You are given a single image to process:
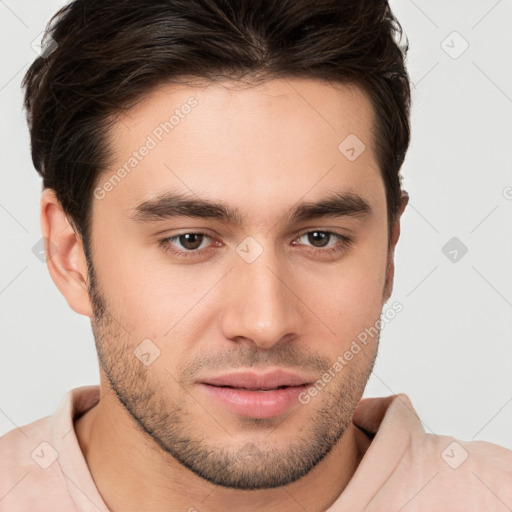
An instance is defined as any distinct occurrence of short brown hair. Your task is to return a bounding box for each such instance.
[22,0,410,250]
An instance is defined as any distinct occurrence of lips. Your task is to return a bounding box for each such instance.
[198,370,313,419]
[201,370,310,390]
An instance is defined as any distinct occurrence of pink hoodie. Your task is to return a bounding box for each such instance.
[1,386,510,511]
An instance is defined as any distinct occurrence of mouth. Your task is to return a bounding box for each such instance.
[198,370,313,419]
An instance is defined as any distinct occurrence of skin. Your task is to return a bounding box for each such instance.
[41,77,408,512]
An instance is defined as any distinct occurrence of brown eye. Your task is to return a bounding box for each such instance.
[177,233,205,251]
[159,232,213,257]
[306,231,330,248]
[293,230,352,258]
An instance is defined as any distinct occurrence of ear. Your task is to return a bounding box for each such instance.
[383,190,409,303]
[40,188,93,317]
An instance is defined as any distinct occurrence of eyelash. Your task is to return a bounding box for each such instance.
[157,230,352,260]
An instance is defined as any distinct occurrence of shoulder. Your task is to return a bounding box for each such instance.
[0,416,65,509]
[421,432,512,485]
[0,415,54,471]
[351,394,512,510]
[0,391,94,512]
[392,433,512,510]
[386,397,512,509]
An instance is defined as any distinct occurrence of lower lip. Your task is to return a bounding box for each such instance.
[199,384,308,419]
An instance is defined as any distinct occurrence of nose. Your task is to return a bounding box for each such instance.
[220,248,304,350]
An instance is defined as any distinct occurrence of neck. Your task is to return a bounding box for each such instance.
[75,387,363,512]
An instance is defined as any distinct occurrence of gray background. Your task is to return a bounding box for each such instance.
[1,0,511,448]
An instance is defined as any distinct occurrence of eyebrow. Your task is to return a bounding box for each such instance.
[129,191,372,226]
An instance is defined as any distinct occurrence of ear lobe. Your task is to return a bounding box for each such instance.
[40,188,93,317]
[383,190,409,302]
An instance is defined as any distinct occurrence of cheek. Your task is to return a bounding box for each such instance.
[296,238,388,346]
[93,238,225,344]
[90,227,177,333]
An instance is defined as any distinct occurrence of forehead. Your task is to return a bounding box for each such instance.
[94,77,384,227]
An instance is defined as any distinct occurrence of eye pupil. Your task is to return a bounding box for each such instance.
[308,231,329,247]
[180,233,204,250]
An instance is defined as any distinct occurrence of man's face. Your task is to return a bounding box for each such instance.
[86,78,391,489]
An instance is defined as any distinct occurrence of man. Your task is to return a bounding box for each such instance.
[1,0,510,510]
